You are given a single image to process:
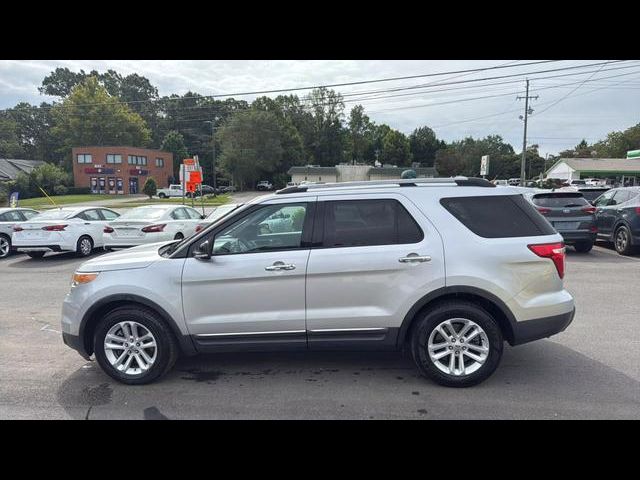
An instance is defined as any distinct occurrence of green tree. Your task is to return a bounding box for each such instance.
[161,130,189,179]
[409,126,442,166]
[218,110,296,190]
[143,177,157,198]
[51,77,151,169]
[380,129,411,166]
[307,87,346,165]
[347,105,375,164]
[0,116,24,158]
[12,162,72,198]
[5,102,63,164]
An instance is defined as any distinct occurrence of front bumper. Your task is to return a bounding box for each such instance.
[511,307,575,345]
[62,332,91,360]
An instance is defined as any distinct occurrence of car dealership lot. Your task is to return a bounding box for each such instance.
[0,243,639,419]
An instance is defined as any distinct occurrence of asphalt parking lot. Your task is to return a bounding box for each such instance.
[0,241,639,420]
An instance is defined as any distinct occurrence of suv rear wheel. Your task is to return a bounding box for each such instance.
[574,241,593,253]
[94,306,178,385]
[410,301,503,387]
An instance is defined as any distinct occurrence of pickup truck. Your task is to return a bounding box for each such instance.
[157,184,184,198]
[256,181,273,191]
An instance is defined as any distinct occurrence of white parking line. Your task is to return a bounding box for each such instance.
[592,245,640,262]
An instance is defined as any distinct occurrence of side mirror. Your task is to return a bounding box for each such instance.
[201,214,206,219]
[194,239,211,260]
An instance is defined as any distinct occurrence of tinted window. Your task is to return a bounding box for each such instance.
[213,203,308,255]
[323,199,423,248]
[593,190,616,207]
[171,208,189,220]
[0,211,22,222]
[81,209,102,221]
[579,189,610,202]
[613,190,632,204]
[532,193,589,208]
[440,195,556,238]
[100,209,119,221]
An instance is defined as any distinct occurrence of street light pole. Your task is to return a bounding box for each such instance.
[211,120,217,195]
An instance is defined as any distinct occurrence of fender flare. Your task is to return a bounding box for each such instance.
[79,293,197,356]
[396,286,518,347]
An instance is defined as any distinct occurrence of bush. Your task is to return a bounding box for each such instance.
[143,177,157,198]
[53,185,68,196]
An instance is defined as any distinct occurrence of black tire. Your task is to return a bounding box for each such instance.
[174,232,184,241]
[614,225,636,255]
[93,306,179,385]
[158,193,167,199]
[27,251,46,259]
[76,235,94,257]
[410,301,503,388]
[574,241,593,253]
[0,234,11,259]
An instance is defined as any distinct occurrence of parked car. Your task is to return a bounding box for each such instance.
[492,179,509,186]
[592,187,640,255]
[564,179,587,187]
[194,203,243,233]
[157,184,183,198]
[61,177,574,387]
[576,186,610,203]
[220,185,236,193]
[103,205,205,250]
[12,206,120,258]
[525,191,597,252]
[0,207,40,259]
[507,178,520,186]
[256,180,273,191]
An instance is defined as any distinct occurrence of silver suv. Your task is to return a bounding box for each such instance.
[61,177,575,387]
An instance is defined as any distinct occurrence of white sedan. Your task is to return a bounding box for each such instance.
[103,205,205,250]
[0,207,41,259]
[12,206,120,258]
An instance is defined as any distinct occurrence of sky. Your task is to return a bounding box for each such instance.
[1,59,639,157]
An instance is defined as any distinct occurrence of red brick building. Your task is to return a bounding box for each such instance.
[71,146,174,195]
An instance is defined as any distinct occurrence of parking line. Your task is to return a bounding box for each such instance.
[592,245,640,262]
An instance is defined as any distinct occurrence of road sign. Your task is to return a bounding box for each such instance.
[627,150,640,159]
[480,155,490,176]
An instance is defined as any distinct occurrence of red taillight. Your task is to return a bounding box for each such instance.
[195,224,204,233]
[590,225,598,233]
[536,207,551,215]
[13,226,23,232]
[141,224,166,233]
[42,224,67,231]
[581,206,597,214]
[103,226,114,233]
[635,207,640,215]
[528,242,566,279]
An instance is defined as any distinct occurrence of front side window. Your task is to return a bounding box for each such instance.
[593,190,617,207]
[212,203,308,255]
[322,199,423,248]
[77,154,92,164]
[613,190,632,205]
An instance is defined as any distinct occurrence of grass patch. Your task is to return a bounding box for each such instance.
[15,194,134,209]
[103,194,232,208]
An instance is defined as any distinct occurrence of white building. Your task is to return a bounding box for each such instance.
[288,164,438,184]
[545,157,640,185]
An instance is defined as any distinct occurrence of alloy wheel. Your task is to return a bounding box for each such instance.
[0,237,9,258]
[427,318,489,376]
[615,228,628,252]
[103,321,158,376]
[80,238,92,256]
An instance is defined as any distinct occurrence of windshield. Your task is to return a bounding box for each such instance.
[207,204,241,223]
[532,193,588,207]
[117,208,168,220]
[30,209,76,221]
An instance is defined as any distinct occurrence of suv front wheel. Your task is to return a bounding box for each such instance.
[410,301,503,387]
[94,306,178,385]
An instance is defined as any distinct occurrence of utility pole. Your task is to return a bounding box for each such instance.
[517,79,538,185]
[205,119,218,196]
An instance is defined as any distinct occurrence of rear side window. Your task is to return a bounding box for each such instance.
[322,199,423,247]
[440,195,556,238]
[531,193,589,207]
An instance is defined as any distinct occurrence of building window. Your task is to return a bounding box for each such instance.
[106,154,122,164]
[155,158,164,167]
[128,155,147,166]
[128,155,136,165]
[77,154,92,164]
[138,156,147,166]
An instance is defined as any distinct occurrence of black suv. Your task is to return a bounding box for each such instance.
[527,191,597,252]
[592,187,640,255]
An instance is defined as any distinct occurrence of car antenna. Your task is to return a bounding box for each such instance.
[37,185,60,209]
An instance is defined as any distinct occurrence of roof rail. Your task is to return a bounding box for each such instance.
[275,177,495,194]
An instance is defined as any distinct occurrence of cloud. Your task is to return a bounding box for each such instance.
[1,59,638,156]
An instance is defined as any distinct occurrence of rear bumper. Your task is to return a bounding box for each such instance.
[558,231,597,244]
[511,307,575,345]
[14,244,64,252]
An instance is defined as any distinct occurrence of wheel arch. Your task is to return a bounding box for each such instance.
[79,294,196,357]
[397,286,517,347]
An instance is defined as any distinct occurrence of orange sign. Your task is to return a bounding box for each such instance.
[189,171,202,183]
[186,182,197,193]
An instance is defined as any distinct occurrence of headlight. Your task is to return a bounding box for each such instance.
[71,272,99,287]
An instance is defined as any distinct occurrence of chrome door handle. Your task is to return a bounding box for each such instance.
[265,261,296,271]
[399,253,431,263]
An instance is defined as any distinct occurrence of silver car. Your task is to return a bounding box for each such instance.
[61,177,575,387]
[0,207,40,258]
